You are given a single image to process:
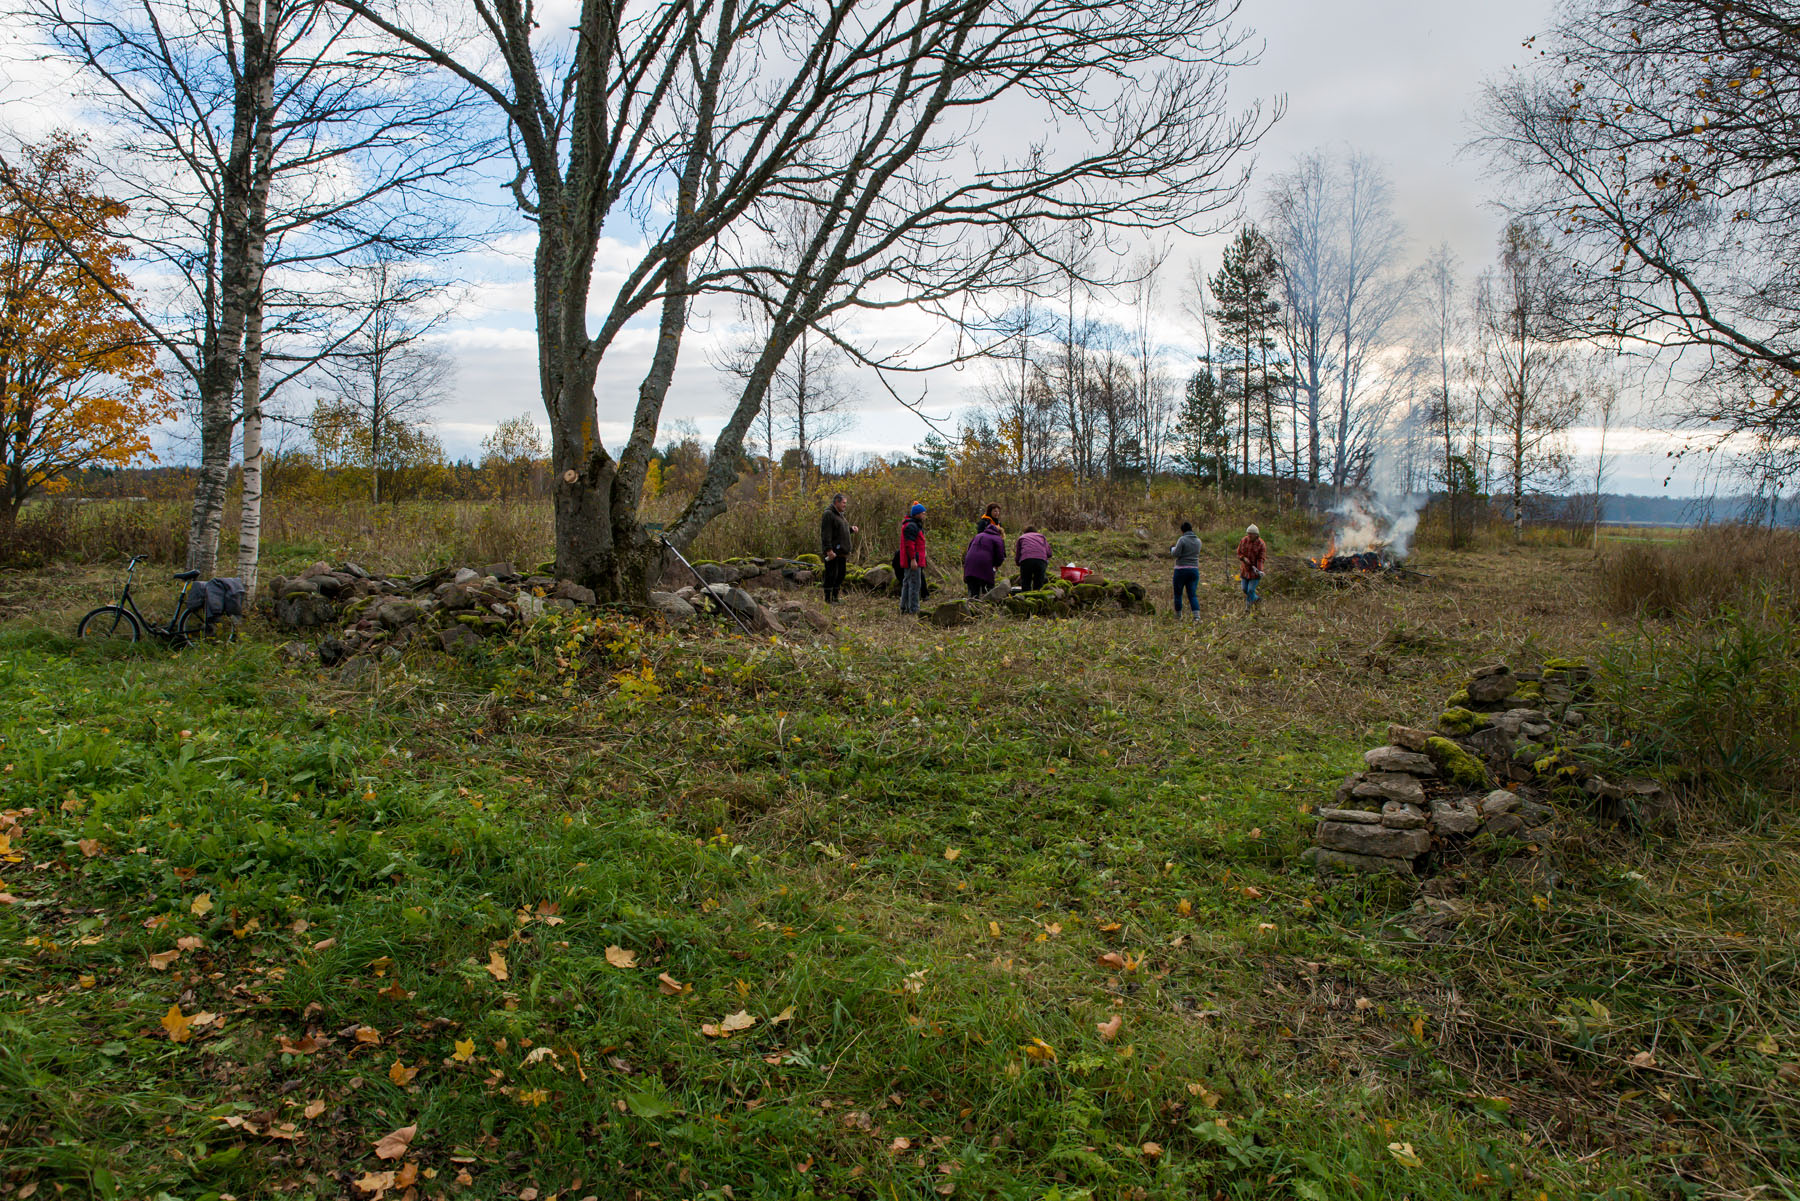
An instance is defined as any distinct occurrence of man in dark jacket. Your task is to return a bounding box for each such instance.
[819,493,857,603]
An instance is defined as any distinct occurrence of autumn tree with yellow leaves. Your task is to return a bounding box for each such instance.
[0,134,169,527]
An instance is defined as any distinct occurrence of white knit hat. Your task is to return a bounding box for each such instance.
[1246,524,1259,536]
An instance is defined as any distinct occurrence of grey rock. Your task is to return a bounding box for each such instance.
[1480,789,1521,816]
[1363,746,1438,776]
[336,656,373,688]
[696,563,734,584]
[1387,724,1433,753]
[1483,813,1526,838]
[280,575,322,594]
[1334,773,1366,806]
[317,636,348,667]
[1315,806,1383,825]
[1308,847,1417,876]
[1467,669,1518,705]
[700,583,759,620]
[929,601,973,628]
[552,579,597,606]
[777,604,832,633]
[453,567,479,585]
[484,561,519,582]
[374,600,426,629]
[1430,798,1483,836]
[648,591,698,623]
[791,570,815,585]
[342,562,370,579]
[276,591,337,629]
[1493,708,1552,737]
[513,591,546,624]
[1353,771,1427,805]
[277,640,313,663]
[301,560,334,579]
[1470,663,1510,678]
[436,625,481,652]
[1381,802,1428,829]
[861,565,895,590]
[1463,726,1517,761]
[545,598,577,613]
[1316,821,1431,858]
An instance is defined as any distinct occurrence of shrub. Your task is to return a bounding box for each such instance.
[1598,523,1800,619]
[1590,598,1800,823]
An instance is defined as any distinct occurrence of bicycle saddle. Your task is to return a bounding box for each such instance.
[173,569,201,581]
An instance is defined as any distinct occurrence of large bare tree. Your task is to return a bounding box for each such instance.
[329,0,1269,601]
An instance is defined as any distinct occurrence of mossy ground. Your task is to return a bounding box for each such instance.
[1,540,1796,1200]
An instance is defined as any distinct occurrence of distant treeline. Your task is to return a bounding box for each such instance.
[1595,493,1799,528]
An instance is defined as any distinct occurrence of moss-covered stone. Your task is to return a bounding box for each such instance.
[1071,583,1109,607]
[1445,687,1471,708]
[1543,656,1587,672]
[796,553,824,568]
[1425,736,1490,789]
[1438,707,1491,737]
[1511,680,1546,705]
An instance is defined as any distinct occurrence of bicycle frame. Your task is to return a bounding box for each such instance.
[112,557,197,639]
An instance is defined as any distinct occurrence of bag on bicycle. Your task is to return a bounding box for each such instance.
[202,577,248,621]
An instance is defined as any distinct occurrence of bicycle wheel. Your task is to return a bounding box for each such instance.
[175,604,235,645]
[77,605,142,643]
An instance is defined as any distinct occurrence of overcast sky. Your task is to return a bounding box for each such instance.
[3,0,1721,495]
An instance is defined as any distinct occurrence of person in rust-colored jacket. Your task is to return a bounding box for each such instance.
[1235,524,1266,611]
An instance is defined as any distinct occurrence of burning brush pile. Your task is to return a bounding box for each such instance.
[1308,494,1423,575]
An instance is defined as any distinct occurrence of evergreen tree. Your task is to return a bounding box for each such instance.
[1209,226,1282,496]
[1176,365,1230,487]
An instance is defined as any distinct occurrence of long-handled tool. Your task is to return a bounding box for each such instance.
[658,534,757,638]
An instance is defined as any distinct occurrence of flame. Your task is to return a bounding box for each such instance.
[1310,536,1337,570]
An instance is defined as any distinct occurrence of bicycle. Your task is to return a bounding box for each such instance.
[77,555,218,647]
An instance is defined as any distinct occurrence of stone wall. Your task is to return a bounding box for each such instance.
[1304,660,1664,877]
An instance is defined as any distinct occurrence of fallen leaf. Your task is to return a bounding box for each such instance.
[395,1162,420,1189]
[1141,1141,1163,1158]
[353,1170,395,1195]
[77,838,101,858]
[657,972,690,996]
[452,1039,476,1063]
[943,848,960,861]
[486,949,509,981]
[161,1004,194,1043]
[311,937,336,952]
[279,1034,326,1055]
[378,980,411,1001]
[1100,921,1122,933]
[722,1009,755,1032]
[890,1136,913,1152]
[388,1059,419,1086]
[1354,997,1374,1012]
[1754,1034,1779,1055]
[1020,1037,1056,1062]
[455,1168,474,1186]
[303,1099,326,1119]
[190,892,213,917]
[1387,1142,1422,1168]
[987,920,1001,938]
[1186,1081,1221,1108]
[1176,898,1192,916]
[1629,1050,1657,1069]
[354,1026,382,1045]
[1096,1014,1122,1042]
[771,1004,796,1024]
[1097,951,1127,970]
[604,945,637,970]
[177,935,204,951]
[1241,886,1263,899]
[1411,1015,1426,1040]
[524,1046,557,1064]
[148,949,180,970]
[373,1123,417,1160]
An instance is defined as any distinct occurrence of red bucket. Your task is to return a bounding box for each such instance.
[1059,565,1092,584]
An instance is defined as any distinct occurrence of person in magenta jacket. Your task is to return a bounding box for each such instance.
[1015,526,1050,592]
[961,520,1006,597]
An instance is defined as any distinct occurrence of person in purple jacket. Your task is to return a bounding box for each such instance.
[961,519,1007,597]
[1015,526,1050,592]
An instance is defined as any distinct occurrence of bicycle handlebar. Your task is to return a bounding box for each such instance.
[125,554,146,570]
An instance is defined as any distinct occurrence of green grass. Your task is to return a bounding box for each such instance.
[2,546,1797,1200]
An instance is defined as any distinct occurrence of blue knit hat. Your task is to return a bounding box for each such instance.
[910,502,925,516]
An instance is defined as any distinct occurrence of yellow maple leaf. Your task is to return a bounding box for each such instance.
[486,948,509,981]
[1387,1142,1422,1168]
[604,945,637,969]
[943,848,960,861]
[190,892,213,917]
[452,1039,476,1062]
[160,1004,194,1043]
[1020,1038,1057,1062]
[388,1059,419,1086]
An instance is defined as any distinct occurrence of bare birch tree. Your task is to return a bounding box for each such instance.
[7,0,483,584]
[1327,153,1410,491]
[328,0,1269,600]
[1265,151,1334,508]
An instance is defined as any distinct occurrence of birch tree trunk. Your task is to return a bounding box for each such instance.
[235,25,274,593]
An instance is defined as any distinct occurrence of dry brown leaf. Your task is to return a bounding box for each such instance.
[486,948,509,981]
[147,949,180,970]
[657,972,689,996]
[1141,1141,1163,1158]
[942,848,960,861]
[303,1099,326,1119]
[1097,951,1127,970]
[1096,1014,1122,1042]
[394,1161,419,1189]
[279,1034,326,1055]
[890,1136,913,1152]
[354,1026,381,1045]
[311,937,336,951]
[353,1170,395,1196]
[388,1059,419,1086]
[77,838,101,858]
[604,945,637,970]
[176,935,204,951]
[373,1123,417,1160]
[1629,1050,1658,1069]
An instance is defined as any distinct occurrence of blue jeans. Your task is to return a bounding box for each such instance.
[900,566,923,614]
[1241,575,1260,606]
[1172,567,1199,615]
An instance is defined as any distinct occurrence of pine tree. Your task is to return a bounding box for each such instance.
[1209,226,1281,497]
[1175,365,1230,487]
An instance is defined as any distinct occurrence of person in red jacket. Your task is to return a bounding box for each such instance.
[898,503,928,614]
[1235,523,1267,611]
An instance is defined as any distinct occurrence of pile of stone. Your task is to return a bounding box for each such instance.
[1304,659,1663,877]
[661,555,895,595]
[268,559,830,667]
[922,577,1154,627]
